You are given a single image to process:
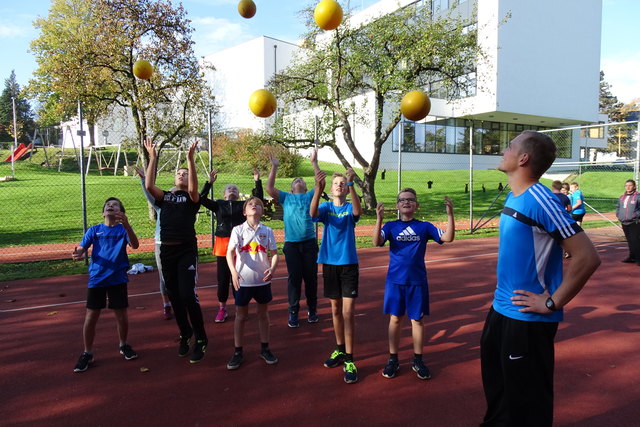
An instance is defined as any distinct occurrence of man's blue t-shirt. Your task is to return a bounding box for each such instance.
[79,223,131,288]
[278,189,315,242]
[570,189,585,214]
[495,183,582,322]
[380,219,444,286]
[313,201,359,265]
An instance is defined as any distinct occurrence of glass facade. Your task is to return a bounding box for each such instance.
[391,119,570,158]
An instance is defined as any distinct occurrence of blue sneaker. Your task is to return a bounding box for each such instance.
[307,311,319,323]
[288,311,299,328]
[343,361,358,384]
[324,349,346,368]
[382,359,399,378]
[412,359,431,380]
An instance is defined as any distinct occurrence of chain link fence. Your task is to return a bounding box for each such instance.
[1,119,637,267]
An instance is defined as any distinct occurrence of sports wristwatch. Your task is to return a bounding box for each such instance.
[545,297,557,312]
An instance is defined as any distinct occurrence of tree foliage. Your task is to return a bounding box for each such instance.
[27,0,214,154]
[599,71,623,121]
[0,71,35,144]
[270,3,483,208]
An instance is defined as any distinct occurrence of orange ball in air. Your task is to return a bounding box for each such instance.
[238,0,256,19]
[133,59,153,80]
[314,0,343,31]
[249,89,277,118]
[400,90,431,121]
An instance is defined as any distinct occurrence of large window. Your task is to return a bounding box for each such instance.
[391,119,567,157]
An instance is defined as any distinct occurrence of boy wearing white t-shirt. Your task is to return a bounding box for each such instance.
[225,197,279,370]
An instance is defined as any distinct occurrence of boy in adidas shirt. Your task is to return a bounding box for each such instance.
[225,197,279,370]
[373,188,455,380]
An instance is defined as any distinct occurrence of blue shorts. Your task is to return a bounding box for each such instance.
[233,283,273,306]
[383,283,429,320]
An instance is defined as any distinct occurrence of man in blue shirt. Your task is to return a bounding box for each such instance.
[480,131,600,426]
[310,167,361,383]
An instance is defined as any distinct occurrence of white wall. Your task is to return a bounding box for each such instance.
[203,36,298,132]
[491,0,601,123]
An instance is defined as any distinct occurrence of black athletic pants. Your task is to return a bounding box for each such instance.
[216,257,232,303]
[480,307,558,427]
[284,238,318,314]
[622,221,640,261]
[160,242,207,341]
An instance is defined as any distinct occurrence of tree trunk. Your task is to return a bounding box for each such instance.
[360,170,377,210]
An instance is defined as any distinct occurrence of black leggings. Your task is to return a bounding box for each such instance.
[217,257,232,303]
[160,242,206,341]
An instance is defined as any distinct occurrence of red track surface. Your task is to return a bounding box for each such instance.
[1,232,638,426]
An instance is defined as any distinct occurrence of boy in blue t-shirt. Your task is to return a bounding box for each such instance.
[569,182,585,225]
[310,167,361,384]
[373,188,455,380]
[71,197,140,372]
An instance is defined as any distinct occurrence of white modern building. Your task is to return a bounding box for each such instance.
[203,0,603,170]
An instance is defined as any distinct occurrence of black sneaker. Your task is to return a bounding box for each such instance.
[260,348,279,365]
[178,336,191,358]
[227,351,244,370]
[382,359,400,379]
[119,344,138,360]
[73,352,94,373]
[307,311,319,323]
[324,349,346,368]
[621,257,636,263]
[288,311,299,328]
[412,359,432,380]
[343,361,358,384]
[190,339,207,364]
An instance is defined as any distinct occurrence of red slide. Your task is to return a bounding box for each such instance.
[4,143,32,162]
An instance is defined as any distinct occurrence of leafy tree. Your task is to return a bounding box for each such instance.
[270,3,483,208]
[28,0,214,155]
[0,71,35,144]
[599,71,623,120]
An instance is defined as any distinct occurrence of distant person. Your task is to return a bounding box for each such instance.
[135,167,172,320]
[480,131,600,426]
[144,139,208,364]
[225,197,279,370]
[310,167,362,384]
[199,169,263,323]
[616,179,640,265]
[561,182,570,196]
[71,197,140,372]
[372,188,455,380]
[265,149,321,327]
[551,180,571,212]
[569,182,585,225]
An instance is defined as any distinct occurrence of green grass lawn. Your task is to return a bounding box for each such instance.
[0,147,629,280]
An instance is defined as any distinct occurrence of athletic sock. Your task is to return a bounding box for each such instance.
[389,353,398,361]
[163,302,171,307]
[345,353,353,363]
[261,342,269,351]
[337,344,346,353]
[234,346,243,354]
[413,353,422,362]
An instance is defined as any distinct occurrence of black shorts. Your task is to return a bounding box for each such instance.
[86,283,128,310]
[323,264,359,299]
[233,284,273,306]
[571,213,585,222]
